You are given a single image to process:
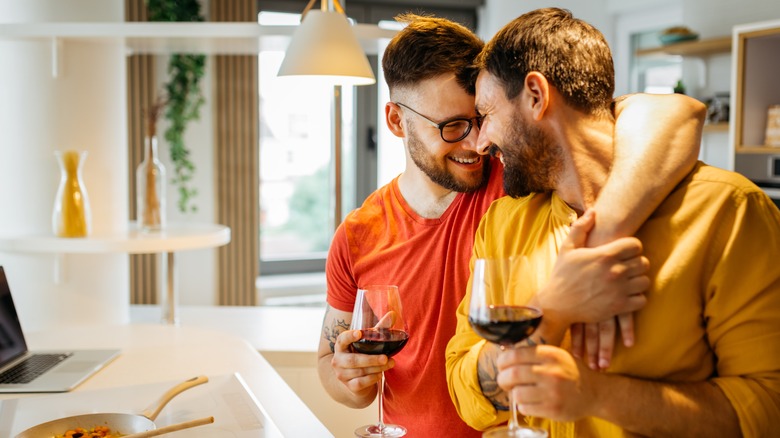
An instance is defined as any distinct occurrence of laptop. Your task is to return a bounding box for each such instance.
[0,266,120,393]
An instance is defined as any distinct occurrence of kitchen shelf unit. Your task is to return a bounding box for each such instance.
[731,21,780,153]
[635,36,733,168]
[635,36,732,58]
[0,22,396,56]
[703,122,730,133]
[0,223,231,325]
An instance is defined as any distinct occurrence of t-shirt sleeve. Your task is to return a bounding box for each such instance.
[706,191,780,436]
[445,210,509,431]
[325,222,358,312]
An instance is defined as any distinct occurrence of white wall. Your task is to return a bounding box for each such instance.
[0,0,129,331]
[479,0,613,43]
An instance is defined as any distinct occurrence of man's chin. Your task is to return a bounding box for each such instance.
[454,175,488,193]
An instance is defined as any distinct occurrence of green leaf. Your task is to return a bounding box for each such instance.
[146,0,205,213]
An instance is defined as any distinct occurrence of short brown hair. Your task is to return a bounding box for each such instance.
[382,13,483,95]
[477,8,614,115]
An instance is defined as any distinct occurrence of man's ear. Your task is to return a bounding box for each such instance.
[524,72,550,121]
[386,102,405,138]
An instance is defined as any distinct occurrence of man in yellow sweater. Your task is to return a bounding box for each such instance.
[445,7,780,437]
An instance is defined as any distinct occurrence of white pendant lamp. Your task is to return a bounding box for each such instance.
[277,0,376,86]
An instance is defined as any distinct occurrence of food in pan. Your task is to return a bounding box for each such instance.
[53,426,123,438]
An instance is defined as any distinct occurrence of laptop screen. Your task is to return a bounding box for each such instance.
[0,267,29,364]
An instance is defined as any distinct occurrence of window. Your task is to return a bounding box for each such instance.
[258,11,358,275]
[257,1,482,288]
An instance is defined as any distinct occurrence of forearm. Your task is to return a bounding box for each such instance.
[446,325,507,431]
[591,372,741,437]
[477,342,508,410]
[590,93,705,246]
[317,353,377,408]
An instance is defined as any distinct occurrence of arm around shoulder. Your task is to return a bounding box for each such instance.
[591,93,705,245]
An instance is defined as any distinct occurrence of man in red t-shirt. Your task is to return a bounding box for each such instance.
[318,13,706,437]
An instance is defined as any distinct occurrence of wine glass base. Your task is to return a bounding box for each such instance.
[482,425,548,438]
[354,423,407,437]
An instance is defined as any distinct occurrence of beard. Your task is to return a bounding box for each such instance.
[407,123,490,193]
[498,113,563,198]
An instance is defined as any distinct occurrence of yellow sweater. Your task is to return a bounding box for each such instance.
[445,163,780,437]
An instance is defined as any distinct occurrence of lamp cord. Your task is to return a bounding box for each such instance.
[301,0,345,20]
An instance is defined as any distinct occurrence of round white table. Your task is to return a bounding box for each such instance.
[0,222,230,324]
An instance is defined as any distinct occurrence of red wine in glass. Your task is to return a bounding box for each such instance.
[469,305,542,347]
[352,327,409,356]
[469,258,548,438]
[350,285,409,438]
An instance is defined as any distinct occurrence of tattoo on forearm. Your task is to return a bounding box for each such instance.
[478,348,509,410]
[323,317,350,353]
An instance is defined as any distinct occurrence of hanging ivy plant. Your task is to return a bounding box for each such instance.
[147,0,206,213]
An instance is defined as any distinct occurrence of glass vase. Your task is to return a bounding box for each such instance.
[136,135,166,232]
[52,150,92,238]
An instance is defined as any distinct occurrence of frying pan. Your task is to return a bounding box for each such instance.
[15,375,209,438]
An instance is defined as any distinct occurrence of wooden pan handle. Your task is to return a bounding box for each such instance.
[141,375,209,421]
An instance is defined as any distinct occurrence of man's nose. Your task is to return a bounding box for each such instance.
[473,125,492,155]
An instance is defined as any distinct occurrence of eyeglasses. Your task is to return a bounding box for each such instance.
[394,102,482,143]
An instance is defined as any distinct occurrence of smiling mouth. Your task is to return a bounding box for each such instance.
[450,156,481,165]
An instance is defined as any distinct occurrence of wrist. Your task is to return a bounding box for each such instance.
[530,294,572,345]
[533,311,570,346]
[586,366,613,419]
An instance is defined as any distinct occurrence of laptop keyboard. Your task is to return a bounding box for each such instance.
[0,353,72,384]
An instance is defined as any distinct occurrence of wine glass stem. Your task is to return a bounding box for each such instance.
[509,389,520,431]
[377,370,386,431]
[505,345,520,431]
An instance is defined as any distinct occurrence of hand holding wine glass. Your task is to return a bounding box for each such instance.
[468,257,548,438]
[350,285,409,437]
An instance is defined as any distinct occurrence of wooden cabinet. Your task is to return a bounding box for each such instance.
[731,20,780,153]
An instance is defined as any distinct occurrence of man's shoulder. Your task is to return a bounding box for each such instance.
[688,163,766,197]
[345,181,396,222]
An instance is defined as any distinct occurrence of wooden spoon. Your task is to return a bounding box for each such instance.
[122,416,214,438]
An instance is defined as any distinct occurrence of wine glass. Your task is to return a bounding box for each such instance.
[468,257,548,438]
[350,285,410,437]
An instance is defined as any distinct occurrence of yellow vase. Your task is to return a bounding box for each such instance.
[52,150,92,238]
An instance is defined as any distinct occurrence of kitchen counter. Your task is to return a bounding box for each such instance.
[0,324,333,437]
[128,304,324,354]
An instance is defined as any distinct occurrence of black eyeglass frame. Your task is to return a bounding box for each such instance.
[394,102,482,143]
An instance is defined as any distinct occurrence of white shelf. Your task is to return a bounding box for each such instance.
[0,22,397,55]
[635,36,731,58]
[0,222,230,254]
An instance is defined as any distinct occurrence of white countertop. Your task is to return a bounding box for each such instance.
[0,323,332,437]
[3,373,270,437]
[129,304,325,354]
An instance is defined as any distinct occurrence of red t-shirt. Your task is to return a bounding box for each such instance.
[326,159,505,437]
